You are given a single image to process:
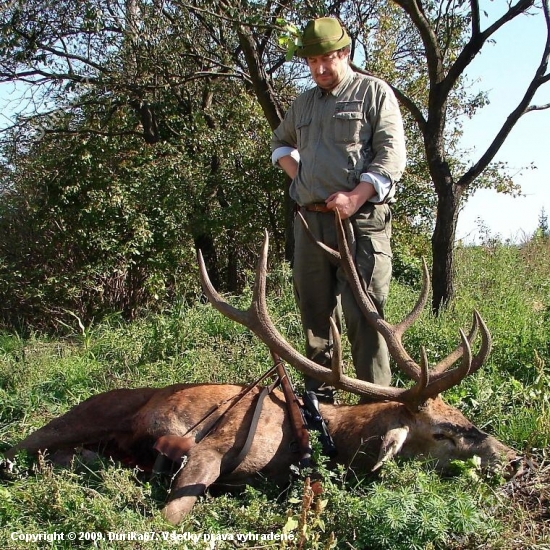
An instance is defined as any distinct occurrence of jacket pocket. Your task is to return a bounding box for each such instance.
[333,110,363,143]
[296,118,311,150]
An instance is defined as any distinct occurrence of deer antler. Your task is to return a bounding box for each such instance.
[200,237,430,407]
[325,210,492,404]
[198,213,491,409]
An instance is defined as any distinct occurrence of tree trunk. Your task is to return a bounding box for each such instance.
[236,28,285,132]
[431,181,463,313]
[284,177,295,263]
[226,241,239,293]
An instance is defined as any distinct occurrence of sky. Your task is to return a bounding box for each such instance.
[0,4,548,244]
[455,4,550,243]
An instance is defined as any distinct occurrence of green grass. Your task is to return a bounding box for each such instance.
[1,240,549,549]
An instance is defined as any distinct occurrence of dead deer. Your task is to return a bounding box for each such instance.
[2,213,518,525]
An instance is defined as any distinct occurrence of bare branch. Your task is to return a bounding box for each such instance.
[526,101,550,111]
[393,0,445,84]
[444,0,536,94]
[458,0,550,186]
[9,27,110,75]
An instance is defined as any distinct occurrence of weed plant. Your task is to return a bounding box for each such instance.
[1,239,549,549]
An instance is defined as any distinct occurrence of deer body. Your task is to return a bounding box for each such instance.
[4,382,515,524]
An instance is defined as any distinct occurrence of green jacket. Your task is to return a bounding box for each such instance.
[271,68,406,206]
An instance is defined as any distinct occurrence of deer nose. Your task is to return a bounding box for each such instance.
[506,456,527,480]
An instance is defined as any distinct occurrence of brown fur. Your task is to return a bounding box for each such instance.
[4,383,516,525]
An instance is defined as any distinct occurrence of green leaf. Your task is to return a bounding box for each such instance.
[282,516,299,534]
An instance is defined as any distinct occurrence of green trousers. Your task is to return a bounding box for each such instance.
[293,203,393,400]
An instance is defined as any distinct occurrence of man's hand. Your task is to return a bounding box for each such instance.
[325,181,376,219]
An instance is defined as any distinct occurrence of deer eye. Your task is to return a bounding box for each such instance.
[433,433,456,444]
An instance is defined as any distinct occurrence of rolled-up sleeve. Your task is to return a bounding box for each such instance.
[272,146,301,166]
[360,172,392,203]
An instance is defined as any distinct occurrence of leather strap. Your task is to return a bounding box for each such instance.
[301,203,331,213]
[152,364,279,472]
[221,379,280,474]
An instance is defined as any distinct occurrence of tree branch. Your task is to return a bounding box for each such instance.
[526,102,550,111]
[393,0,445,84]
[394,88,427,132]
[42,128,143,138]
[0,69,97,86]
[457,0,550,186]
[444,0,535,96]
[470,0,481,37]
[350,62,427,132]
[235,25,285,130]
[10,27,110,75]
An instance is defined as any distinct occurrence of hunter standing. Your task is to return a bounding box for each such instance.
[271,17,407,402]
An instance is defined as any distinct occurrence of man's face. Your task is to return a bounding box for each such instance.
[306,49,349,91]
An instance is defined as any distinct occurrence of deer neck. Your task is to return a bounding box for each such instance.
[318,401,409,467]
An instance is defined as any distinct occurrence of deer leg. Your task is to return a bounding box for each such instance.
[161,448,223,525]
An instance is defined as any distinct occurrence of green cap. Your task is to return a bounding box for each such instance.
[295,17,351,58]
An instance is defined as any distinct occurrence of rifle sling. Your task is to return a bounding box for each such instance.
[221,377,280,475]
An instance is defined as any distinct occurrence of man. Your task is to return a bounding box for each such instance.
[271,17,406,402]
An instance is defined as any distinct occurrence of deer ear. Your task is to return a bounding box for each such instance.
[372,426,409,471]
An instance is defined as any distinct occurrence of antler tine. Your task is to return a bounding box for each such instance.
[334,211,423,382]
[198,231,418,403]
[394,258,431,337]
[418,347,430,393]
[400,310,492,407]
[416,329,473,401]
[432,312,479,375]
[468,310,492,375]
[428,310,491,392]
[329,316,344,380]
[297,211,341,265]
[198,249,254,329]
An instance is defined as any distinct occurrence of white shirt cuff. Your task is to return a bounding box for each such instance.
[272,146,300,167]
[360,172,392,203]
